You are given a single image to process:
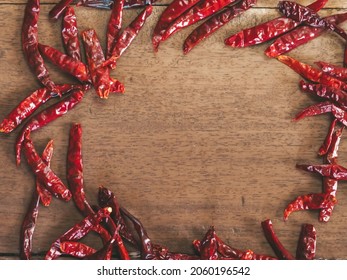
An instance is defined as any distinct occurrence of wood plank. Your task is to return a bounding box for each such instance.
[0,2,347,260]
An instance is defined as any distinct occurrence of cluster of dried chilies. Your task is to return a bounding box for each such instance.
[0,0,346,259]
[222,0,347,222]
[20,123,317,260]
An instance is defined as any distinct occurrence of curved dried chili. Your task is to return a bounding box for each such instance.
[16,89,85,166]
[22,0,58,94]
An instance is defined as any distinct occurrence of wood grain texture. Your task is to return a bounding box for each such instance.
[1,1,347,260]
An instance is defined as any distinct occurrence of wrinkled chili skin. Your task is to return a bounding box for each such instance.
[183,0,256,54]
[38,44,91,83]
[283,193,337,220]
[83,228,128,260]
[49,0,74,20]
[278,1,331,27]
[319,119,338,156]
[22,0,57,93]
[299,80,347,110]
[98,186,137,245]
[159,0,240,48]
[296,163,347,180]
[67,123,95,216]
[66,126,118,251]
[198,227,219,260]
[261,219,294,260]
[320,178,338,222]
[296,224,316,260]
[294,101,347,127]
[16,89,85,166]
[277,55,347,92]
[60,241,97,258]
[20,190,40,260]
[22,132,72,202]
[45,207,111,260]
[62,6,81,61]
[265,12,347,58]
[152,0,201,51]
[106,0,125,58]
[319,125,342,223]
[153,244,199,260]
[104,5,153,69]
[36,140,54,207]
[294,101,333,122]
[316,61,347,82]
[278,1,347,41]
[0,84,81,134]
[225,0,327,47]
[215,234,243,259]
[82,29,124,98]
[120,207,156,260]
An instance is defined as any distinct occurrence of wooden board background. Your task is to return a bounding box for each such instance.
[1,0,347,260]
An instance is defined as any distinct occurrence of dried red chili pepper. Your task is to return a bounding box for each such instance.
[237,249,277,260]
[158,0,240,49]
[152,0,201,52]
[278,1,347,41]
[103,5,153,69]
[20,190,40,260]
[81,29,124,98]
[152,244,199,260]
[60,241,97,258]
[194,227,276,260]
[195,226,219,260]
[22,132,72,202]
[277,55,347,91]
[296,162,347,181]
[183,0,256,54]
[284,124,342,222]
[0,84,81,134]
[294,101,333,122]
[36,140,54,207]
[98,186,137,245]
[319,126,343,223]
[22,0,58,94]
[265,12,347,58]
[213,234,241,259]
[120,206,156,260]
[16,89,85,166]
[66,125,123,256]
[225,0,327,47]
[38,43,91,83]
[296,224,316,260]
[261,219,294,260]
[318,119,338,156]
[45,207,112,260]
[239,250,255,260]
[316,61,347,82]
[319,178,338,221]
[83,227,127,260]
[106,0,125,59]
[67,123,94,216]
[62,6,81,61]
[49,0,74,20]
[299,80,347,110]
[293,101,347,128]
[284,193,337,220]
